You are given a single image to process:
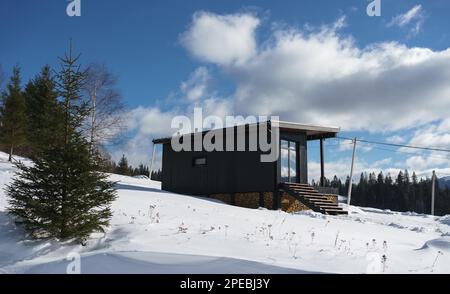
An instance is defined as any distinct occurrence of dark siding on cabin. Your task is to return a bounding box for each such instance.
[161,126,277,195]
[161,127,309,195]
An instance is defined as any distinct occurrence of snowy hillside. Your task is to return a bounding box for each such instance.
[0,152,449,274]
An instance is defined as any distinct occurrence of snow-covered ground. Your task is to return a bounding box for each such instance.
[0,151,449,274]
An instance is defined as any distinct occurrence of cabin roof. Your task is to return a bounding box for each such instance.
[275,120,340,140]
[153,120,340,144]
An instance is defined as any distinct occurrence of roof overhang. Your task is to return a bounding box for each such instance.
[275,120,340,140]
[153,120,340,144]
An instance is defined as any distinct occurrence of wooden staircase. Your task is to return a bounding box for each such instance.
[280,183,347,215]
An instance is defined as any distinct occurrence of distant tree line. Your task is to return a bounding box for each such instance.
[105,154,162,181]
[314,170,450,216]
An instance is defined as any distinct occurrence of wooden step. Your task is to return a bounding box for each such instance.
[303,197,331,202]
[320,207,343,212]
[325,212,346,216]
[291,190,325,197]
[281,183,347,216]
[291,189,320,194]
[285,183,316,188]
[302,194,328,199]
[309,200,335,205]
[312,204,337,210]
[334,211,349,215]
[326,211,348,215]
[283,184,320,192]
[293,191,321,196]
[315,204,339,210]
[322,208,347,215]
[306,199,335,206]
[284,183,312,187]
[286,185,317,191]
[301,196,334,203]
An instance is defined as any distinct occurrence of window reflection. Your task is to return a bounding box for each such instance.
[281,140,298,183]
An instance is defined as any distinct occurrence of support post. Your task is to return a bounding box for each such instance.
[149,143,156,180]
[259,192,264,208]
[347,138,357,206]
[287,142,291,182]
[431,170,436,216]
[320,138,325,187]
[274,189,280,210]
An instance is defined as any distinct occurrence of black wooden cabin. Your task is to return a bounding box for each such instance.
[153,120,347,215]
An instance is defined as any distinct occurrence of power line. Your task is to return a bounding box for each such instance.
[317,140,450,161]
[365,145,450,161]
[337,136,450,153]
[324,139,450,160]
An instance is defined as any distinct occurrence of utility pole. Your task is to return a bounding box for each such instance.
[431,170,436,216]
[347,138,357,206]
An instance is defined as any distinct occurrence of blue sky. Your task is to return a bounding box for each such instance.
[1,0,450,180]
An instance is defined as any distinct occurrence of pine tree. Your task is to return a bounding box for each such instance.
[23,66,62,157]
[116,154,130,176]
[396,171,404,186]
[137,164,149,177]
[7,44,117,242]
[151,169,162,181]
[0,66,27,161]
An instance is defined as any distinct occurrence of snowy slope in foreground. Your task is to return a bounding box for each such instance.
[1,153,450,274]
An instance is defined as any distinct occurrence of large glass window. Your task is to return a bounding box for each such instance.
[281,140,298,183]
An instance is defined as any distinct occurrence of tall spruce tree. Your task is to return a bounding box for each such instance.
[7,45,117,242]
[23,66,61,157]
[0,66,27,161]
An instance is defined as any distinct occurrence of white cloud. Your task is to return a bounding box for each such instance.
[405,153,448,173]
[112,107,178,166]
[180,67,209,101]
[386,135,406,144]
[181,11,260,66]
[398,119,450,176]
[337,140,372,153]
[308,156,398,183]
[338,140,354,152]
[180,12,450,132]
[389,5,423,27]
[372,158,393,167]
[116,11,450,175]
[388,5,425,36]
[116,73,233,166]
[127,106,177,138]
[407,119,450,149]
[313,120,450,182]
